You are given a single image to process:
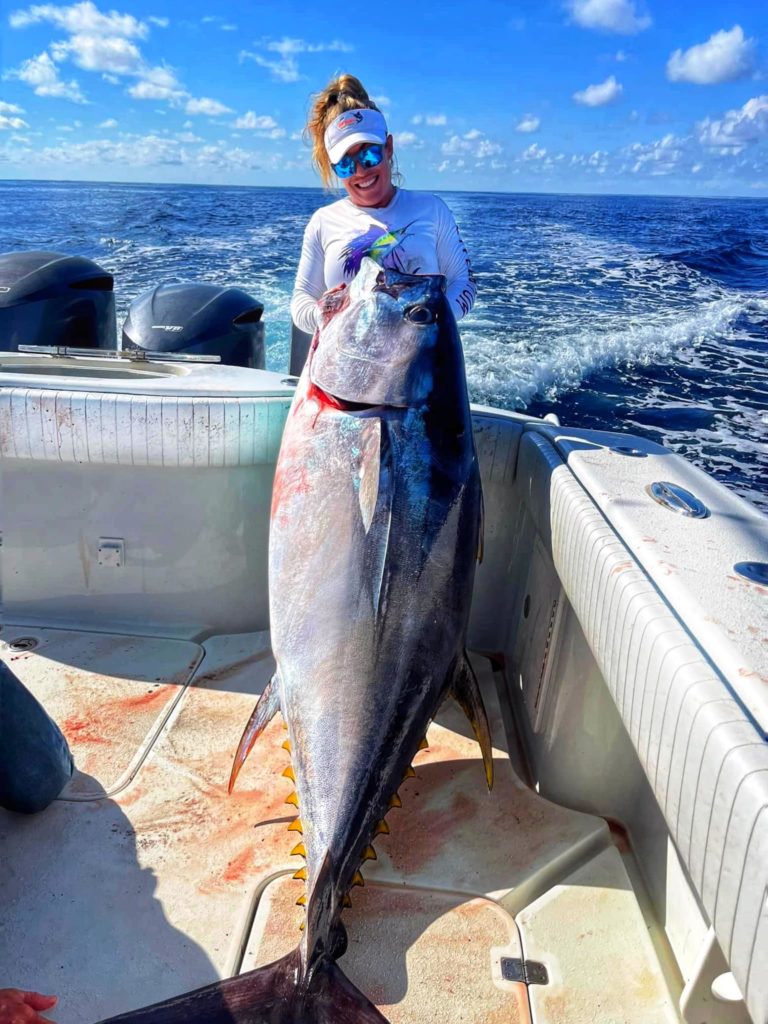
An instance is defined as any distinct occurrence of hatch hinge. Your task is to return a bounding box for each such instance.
[500,957,549,986]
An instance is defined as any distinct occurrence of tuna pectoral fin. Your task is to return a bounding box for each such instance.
[228,673,280,793]
[96,951,389,1024]
[449,654,494,790]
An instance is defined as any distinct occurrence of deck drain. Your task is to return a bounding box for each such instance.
[7,637,39,652]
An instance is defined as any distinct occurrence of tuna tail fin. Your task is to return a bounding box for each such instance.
[228,672,281,793]
[96,949,389,1024]
[450,654,494,790]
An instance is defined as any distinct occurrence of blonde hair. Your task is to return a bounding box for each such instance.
[305,74,382,188]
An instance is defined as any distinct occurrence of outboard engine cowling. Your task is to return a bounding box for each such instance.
[122,282,265,368]
[0,250,116,351]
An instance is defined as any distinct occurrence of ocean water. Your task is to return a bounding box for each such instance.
[0,180,766,511]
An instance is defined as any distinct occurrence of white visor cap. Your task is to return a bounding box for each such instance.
[325,108,388,165]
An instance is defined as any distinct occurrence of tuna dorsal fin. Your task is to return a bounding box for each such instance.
[228,673,281,793]
[449,655,494,790]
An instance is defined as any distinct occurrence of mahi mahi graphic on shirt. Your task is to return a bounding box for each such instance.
[340,221,416,277]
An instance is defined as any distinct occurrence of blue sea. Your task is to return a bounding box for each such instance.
[0,180,766,511]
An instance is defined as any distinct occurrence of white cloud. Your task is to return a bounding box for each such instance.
[412,113,446,126]
[0,100,25,114]
[9,3,194,111]
[5,51,87,102]
[127,79,184,102]
[148,15,168,27]
[614,49,628,61]
[201,15,237,31]
[477,139,502,158]
[567,0,650,34]
[240,37,354,83]
[240,50,300,84]
[441,135,467,155]
[516,114,540,132]
[697,95,768,148]
[393,130,419,147]
[371,95,390,109]
[0,131,266,172]
[626,133,685,175]
[99,117,117,127]
[234,111,278,130]
[522,142,547,160]
[176,130,202,143]
[9,1,148,38]
[0,113,29,129]
[666,26,756,85]
[185,97,233,116]
[573,75,623,106]
[51,33,143,74]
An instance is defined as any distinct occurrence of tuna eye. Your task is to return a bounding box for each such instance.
[405,305,435,325]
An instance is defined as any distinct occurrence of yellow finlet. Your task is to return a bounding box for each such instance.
[361,845,377,862]
[351,870,365,888]
[282,721,289,731]
[296,894,307,906]
[388,792,402,809]
[282,765,296,782]
[281,738,291,752]
[404,765,417,780]
[285,792,299,807]
[293,867,308,881]
[418,736,429,750]
[299,921,305,931]
[373,819,390,837]
[290,842,307,858]
[287,818,304,834]
[342,894,352,909]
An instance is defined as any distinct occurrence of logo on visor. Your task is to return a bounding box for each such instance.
[336,111,363,130]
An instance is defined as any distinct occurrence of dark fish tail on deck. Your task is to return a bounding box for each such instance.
[95,948,388,1024]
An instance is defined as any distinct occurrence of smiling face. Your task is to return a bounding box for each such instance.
[341,136,396,209]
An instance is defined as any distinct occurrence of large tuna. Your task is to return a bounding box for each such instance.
[99,259,492,1024]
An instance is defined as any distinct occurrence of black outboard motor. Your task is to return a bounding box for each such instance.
[0,250,116,351]
[290,322,313,377]
[122,282,265,368]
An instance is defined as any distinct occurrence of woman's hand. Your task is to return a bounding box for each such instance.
[0,990,57,1023]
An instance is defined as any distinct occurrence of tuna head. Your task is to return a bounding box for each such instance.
[310,257,457,409]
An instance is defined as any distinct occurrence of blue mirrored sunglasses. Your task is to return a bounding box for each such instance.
[332,143,384,179]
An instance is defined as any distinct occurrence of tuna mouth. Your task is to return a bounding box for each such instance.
[308,381,380,412]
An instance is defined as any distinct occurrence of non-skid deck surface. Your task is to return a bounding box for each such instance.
[0,628,675,1023]
[1,627,202,795]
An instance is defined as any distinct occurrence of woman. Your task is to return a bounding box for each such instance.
[290,74,476,336]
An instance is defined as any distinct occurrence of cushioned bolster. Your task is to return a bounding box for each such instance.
[0,387,292,467]
[519,431,768,1024]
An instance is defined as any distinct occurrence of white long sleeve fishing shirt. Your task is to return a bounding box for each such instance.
[290,188,476,335]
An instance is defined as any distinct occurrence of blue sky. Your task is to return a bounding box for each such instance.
[1,0,767,195]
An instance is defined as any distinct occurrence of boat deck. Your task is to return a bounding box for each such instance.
[0,625,680,1023]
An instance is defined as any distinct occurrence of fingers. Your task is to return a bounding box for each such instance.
[21,994,57,1013]
[0,989,58,1023]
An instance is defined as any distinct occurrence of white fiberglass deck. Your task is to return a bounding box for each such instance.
[0,626,679,1024]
